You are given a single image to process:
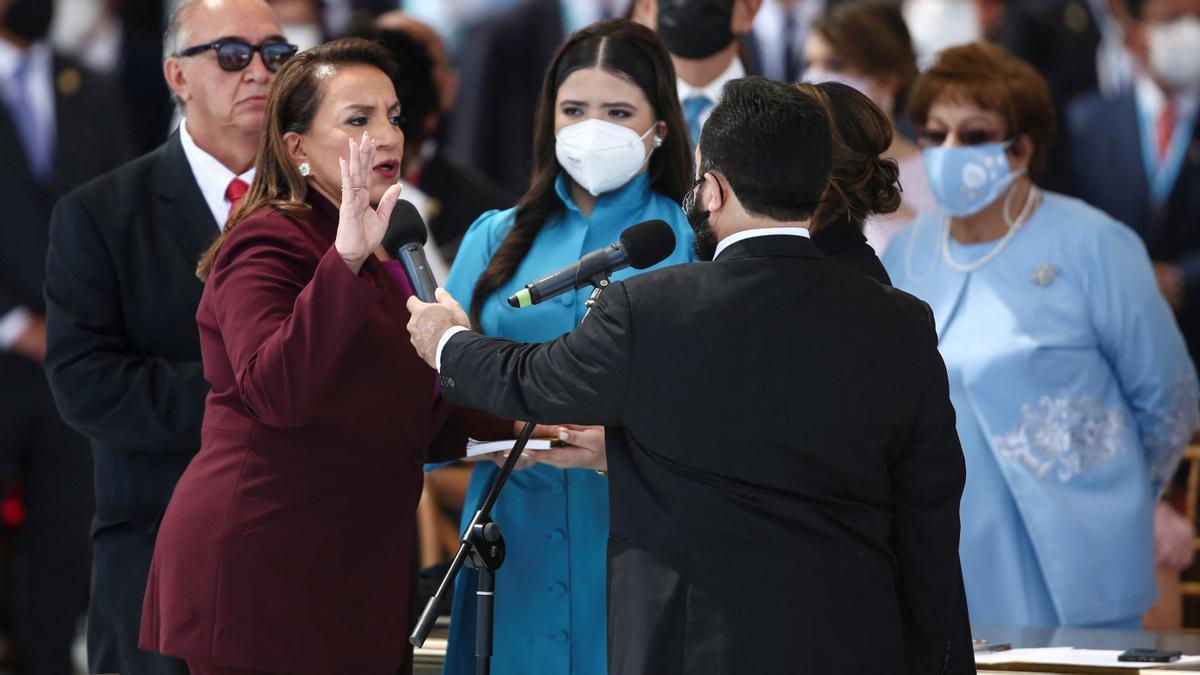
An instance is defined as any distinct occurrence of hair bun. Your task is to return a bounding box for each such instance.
[864,155,902,217]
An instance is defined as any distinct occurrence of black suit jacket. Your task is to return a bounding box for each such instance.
[44,132,214,520]
[1065,89,1200,363]
[0,54,133,319]
[812,219,892,285]
[0,53,132,440]
[444,0,564,194]
[438,235,972,674]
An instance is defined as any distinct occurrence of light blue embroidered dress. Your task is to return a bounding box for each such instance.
[884,192,1199,627]
[438,172,695,675]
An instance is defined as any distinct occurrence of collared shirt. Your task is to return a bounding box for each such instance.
[178,118,256,230]
[0,37,56,176]
[751,0,825,83]
[676,57,745,132]
[713,226,811,260]
[0,37,54,350]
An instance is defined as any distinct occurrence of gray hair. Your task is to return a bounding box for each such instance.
[162,0,203,63]
[162,0,204,109]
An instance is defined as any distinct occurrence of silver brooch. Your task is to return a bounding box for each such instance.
[1033,264,1058,286]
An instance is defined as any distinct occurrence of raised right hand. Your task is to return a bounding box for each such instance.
[335,130,403,274]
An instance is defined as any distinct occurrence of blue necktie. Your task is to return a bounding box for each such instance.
[783,12,799,83]
[683,95,711,151]
[8,56,52,184]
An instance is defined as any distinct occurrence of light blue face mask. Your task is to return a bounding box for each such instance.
[924,141,1024,217]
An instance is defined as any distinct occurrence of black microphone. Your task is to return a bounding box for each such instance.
[507,220,676,308]
[383,200,438,302]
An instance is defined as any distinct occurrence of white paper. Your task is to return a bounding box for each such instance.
[975,647,1200,669]
[466,438,559,458]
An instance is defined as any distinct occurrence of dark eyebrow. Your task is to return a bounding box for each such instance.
[340,101,402,114]
[559,100,635,109]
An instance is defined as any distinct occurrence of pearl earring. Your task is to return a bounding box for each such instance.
[299,162,311,176]
[653,136,663,148]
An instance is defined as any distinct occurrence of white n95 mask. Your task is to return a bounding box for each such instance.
[1149,16,1200,90]
[555,119,660,196]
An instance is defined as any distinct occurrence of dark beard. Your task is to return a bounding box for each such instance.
[692,221,718,262]
[686,197,718,261]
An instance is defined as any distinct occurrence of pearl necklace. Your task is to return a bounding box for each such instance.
[941,182,1041,273]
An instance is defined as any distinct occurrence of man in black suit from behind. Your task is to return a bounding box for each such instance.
[0,0,134,671]
[43,0,288,673]
[406,77,972,674]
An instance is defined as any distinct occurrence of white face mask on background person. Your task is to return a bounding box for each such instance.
[1148,15,1200,90]
[902,0,983,69]
[283,22,325,53]
[800,67,895,114]
[51,0,104,47]
[800,67,873,96]
[555,119,661,197]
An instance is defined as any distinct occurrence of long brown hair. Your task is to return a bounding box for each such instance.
[196,38,399,280]
[467,19,691,327]
[797,81,901,233]
[811,1,918,119]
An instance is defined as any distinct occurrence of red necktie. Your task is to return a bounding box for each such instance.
[225,177,250,211]
[1156,101,1177,163]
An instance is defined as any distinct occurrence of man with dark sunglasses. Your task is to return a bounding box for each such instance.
[41,1,289,674]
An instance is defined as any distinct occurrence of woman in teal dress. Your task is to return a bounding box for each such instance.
[438,20,695,674]
[884,43,1198,628]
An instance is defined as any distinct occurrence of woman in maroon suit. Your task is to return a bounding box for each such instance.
[140,38,506,674]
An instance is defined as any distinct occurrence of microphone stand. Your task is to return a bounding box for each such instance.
[409,273,613,675]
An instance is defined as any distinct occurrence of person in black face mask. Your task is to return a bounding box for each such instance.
[648,0,763,150]
[0,0,133,673]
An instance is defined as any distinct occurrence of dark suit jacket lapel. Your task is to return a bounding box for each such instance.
[739,32,764,78]
[51,56,88,195]
[716,234,827,264]
[1112,91,1159,238]
[155,132,220,264]
[0,84,40,194]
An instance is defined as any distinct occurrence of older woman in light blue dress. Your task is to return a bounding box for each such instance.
[884,43,1198,628]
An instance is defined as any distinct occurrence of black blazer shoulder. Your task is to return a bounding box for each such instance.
[45,133,216,507]
[811,220,892,286]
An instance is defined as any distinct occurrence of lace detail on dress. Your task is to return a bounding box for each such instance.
[993,396,1130,482]
[1145,368,1200,495]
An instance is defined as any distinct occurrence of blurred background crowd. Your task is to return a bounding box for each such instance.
[1,0,1200,672]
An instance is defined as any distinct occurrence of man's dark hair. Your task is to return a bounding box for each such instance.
[373,28,438,144]
[699,77,833,222]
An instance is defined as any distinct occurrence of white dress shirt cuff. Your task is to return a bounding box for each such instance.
[435,326,471,372]
[0,306,34,351]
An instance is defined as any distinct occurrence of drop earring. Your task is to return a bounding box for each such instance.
[299,161,311,176]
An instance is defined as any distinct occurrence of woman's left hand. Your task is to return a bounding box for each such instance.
[527,424,606,471]
[1154,501,1196,572]
[335,130,403,274]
